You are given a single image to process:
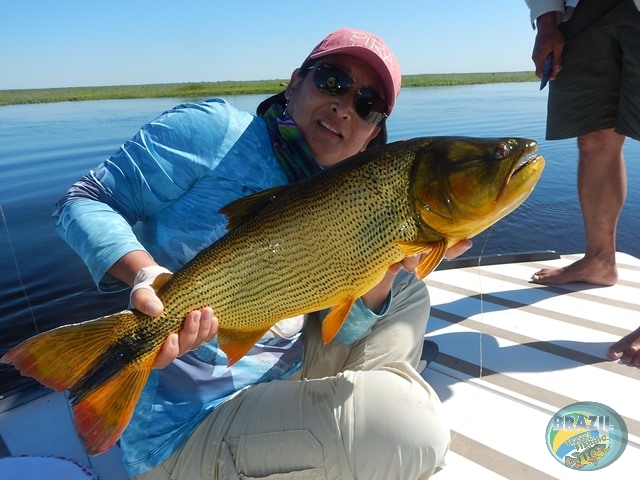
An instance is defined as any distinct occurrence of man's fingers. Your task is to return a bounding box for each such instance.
[445,239,473,259]
[400,256,419,272]
[200,307,219,343]
[190,307,217,347]
[155,333,179,369]
[131,287,164,317]
[178,311,202,356]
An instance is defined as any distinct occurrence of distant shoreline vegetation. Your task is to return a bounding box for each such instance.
[0,71,537,106]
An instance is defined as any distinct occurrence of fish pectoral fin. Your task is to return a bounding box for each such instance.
[218,329,269,367]
[219,185,289,231]
[322,297,356,344]
[415,240,448,279]
[1,314,125,390]
[72,367,151,455]
[396,239,448,279]
[396,240,435,257]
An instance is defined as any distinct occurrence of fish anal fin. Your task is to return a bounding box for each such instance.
[73,367,151,455]
[1,314,125,390]
[219,185,289,231]
[322,297,356,345]
[218,328,269,367]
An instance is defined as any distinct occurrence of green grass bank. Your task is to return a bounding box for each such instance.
[0,71,537,107]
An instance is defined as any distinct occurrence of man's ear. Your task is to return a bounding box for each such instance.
[285,68,303,100]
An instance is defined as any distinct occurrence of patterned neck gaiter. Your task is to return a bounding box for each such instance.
[262,103,322,183]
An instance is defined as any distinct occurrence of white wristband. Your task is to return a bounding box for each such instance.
[130,265,173,305]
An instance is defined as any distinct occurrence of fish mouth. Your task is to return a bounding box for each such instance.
[498,144,544,202]
[510,150,542,179]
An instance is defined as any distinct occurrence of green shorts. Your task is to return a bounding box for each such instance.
[547,0,640,141]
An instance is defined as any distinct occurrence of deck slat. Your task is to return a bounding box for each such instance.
[425,252,640,479]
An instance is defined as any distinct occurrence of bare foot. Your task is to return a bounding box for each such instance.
[607,327,640,367]
[531,256,617,286]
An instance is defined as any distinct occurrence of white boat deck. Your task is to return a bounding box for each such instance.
[424,251,640,479]
[0,252,638,479]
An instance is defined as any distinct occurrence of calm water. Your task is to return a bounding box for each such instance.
[1,83,639,394]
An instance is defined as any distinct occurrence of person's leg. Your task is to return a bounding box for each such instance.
[532,1,634,286]
[532,129,626,285]
[136,363,449,480]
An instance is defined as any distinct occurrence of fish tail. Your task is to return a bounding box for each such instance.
[73,367,151,455]
[1,311,153,455]
[1,313,125,390]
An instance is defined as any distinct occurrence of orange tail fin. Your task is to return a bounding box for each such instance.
[1,311,155,454]
[73,367,152,455]
[1,315,122,390]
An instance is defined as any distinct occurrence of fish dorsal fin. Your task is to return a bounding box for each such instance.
[73,367,151,455]
[322,297,356,344]
[219,185,289,231]
[396,239,448,279]
[151,272,173,291]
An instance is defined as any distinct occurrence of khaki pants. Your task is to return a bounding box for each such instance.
[134,271,450,479]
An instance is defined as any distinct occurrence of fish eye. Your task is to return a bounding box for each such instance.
[494,144,512,160]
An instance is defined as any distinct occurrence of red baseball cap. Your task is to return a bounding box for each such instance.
[304,28,402,114]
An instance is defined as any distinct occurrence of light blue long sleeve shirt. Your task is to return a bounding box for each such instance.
[53,98,386,475]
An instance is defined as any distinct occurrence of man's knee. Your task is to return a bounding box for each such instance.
[342,365,449,478]
[577,129,625,156]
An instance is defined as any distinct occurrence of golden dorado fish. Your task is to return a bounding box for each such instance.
[565,443,611,469]
[2,136,544,455]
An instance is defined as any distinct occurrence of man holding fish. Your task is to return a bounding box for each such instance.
[4,26,546,478]
[525,0,640,367]
[44,28,465,479]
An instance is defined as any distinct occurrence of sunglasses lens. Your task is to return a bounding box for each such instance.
[355,88,387,124]
[312,64,354,96]
[309,64,387,124]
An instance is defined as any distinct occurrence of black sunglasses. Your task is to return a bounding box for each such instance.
[305,63,388,124]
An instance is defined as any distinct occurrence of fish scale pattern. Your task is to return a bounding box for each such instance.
[155,141,425,359]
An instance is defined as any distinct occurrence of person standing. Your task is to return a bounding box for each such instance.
[525,0,640,366]
[525,0,639,287]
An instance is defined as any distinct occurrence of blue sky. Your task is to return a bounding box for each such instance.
[1,0,536,90]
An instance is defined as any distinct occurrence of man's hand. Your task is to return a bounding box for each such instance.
[154,307,218,368]
[532,12,565,81]
[130,266,218,369]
